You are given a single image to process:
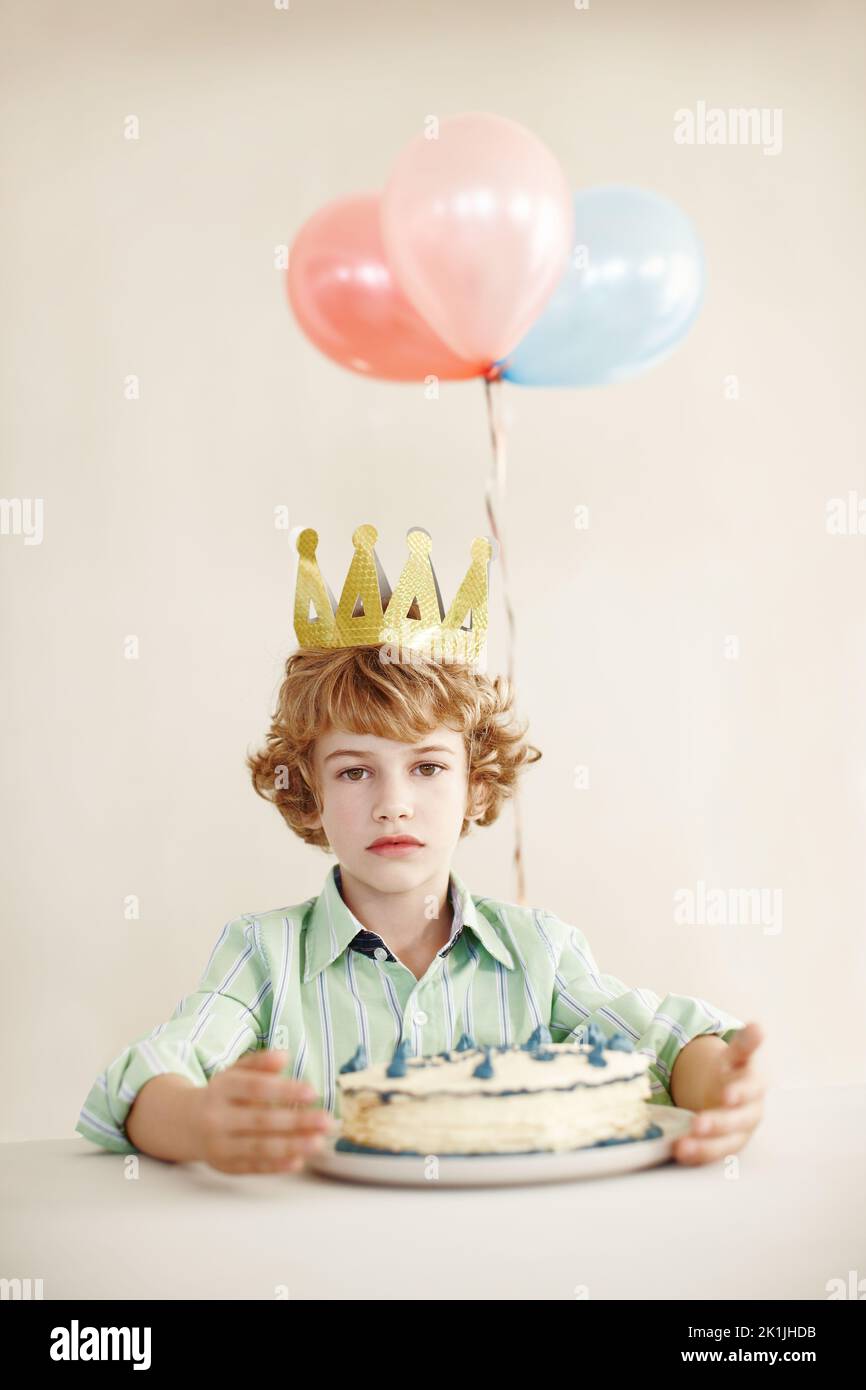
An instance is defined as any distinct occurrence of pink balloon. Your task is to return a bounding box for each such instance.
[381,113,574,363]
[286,193,486,381]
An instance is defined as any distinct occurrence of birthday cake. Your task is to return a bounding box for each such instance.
[335,1024,662,1156]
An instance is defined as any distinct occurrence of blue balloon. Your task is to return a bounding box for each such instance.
[497,185,705,387]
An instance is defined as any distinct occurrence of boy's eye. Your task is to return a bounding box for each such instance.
[337,763,447,782]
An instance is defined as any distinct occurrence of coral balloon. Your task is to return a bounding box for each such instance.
[380,112,574,363]
[287,193,484,381]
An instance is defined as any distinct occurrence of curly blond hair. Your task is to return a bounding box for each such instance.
[246,645,542,851]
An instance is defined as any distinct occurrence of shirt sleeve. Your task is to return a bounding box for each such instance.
[75,915,273,1154]
[544,913,745,1106]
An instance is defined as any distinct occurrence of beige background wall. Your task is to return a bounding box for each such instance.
[2,0,864,1141]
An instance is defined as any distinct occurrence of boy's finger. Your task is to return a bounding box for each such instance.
[220,1070,318,1106]
[689,1100,762,1138]
[225,1106,335,1139]
[674,1130,750,1165]
[726,1022,764,1066]
[723,1074,766,1106]
[218,1132,330,1165]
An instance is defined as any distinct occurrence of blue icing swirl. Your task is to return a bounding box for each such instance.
[584,1022,604,1048]
[472,1048,494,1079]
[521,1023,552,1051]
[588,1042,608,1067]
[386,1038,412,1078]
[455,1032,475,1052]
[530,1048,557,1061]
[339,1043,368,1074]
[606,1032,634,1053]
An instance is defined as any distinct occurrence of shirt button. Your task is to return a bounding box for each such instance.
[414,1010,428,1025]
[373,947,388,962]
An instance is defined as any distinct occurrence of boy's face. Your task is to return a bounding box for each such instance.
[309,724,481,888]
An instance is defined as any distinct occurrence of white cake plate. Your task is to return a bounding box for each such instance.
[305,1102,694,1188]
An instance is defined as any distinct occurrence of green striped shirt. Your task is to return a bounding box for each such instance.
[75,862,745,1154]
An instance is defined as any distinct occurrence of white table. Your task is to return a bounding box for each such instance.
[3,1084,863,1300]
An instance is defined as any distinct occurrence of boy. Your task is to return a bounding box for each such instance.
[75,527,765,1173]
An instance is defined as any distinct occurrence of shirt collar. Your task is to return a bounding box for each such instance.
[301,861,515,982]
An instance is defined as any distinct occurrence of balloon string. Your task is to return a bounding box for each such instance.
[482,374,527,908]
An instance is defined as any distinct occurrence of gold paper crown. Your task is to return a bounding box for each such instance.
[293,524,494,666]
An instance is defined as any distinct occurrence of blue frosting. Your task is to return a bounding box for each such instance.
[386,1038,412,1078]
[334,1121,664,1157]
[344,1026,634,1079]
[339,1043,368,1074]
[344,1030,646,1100]
[573,1025,635,1054]
[521,1023,552,1051]
[372,1070,644,1103]
[472,1047,494,1079]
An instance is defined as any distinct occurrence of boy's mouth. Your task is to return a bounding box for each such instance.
[367,835,424,856]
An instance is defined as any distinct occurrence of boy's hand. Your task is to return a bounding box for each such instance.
[191,1049,337,1174]
[671,1021,766,1165]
